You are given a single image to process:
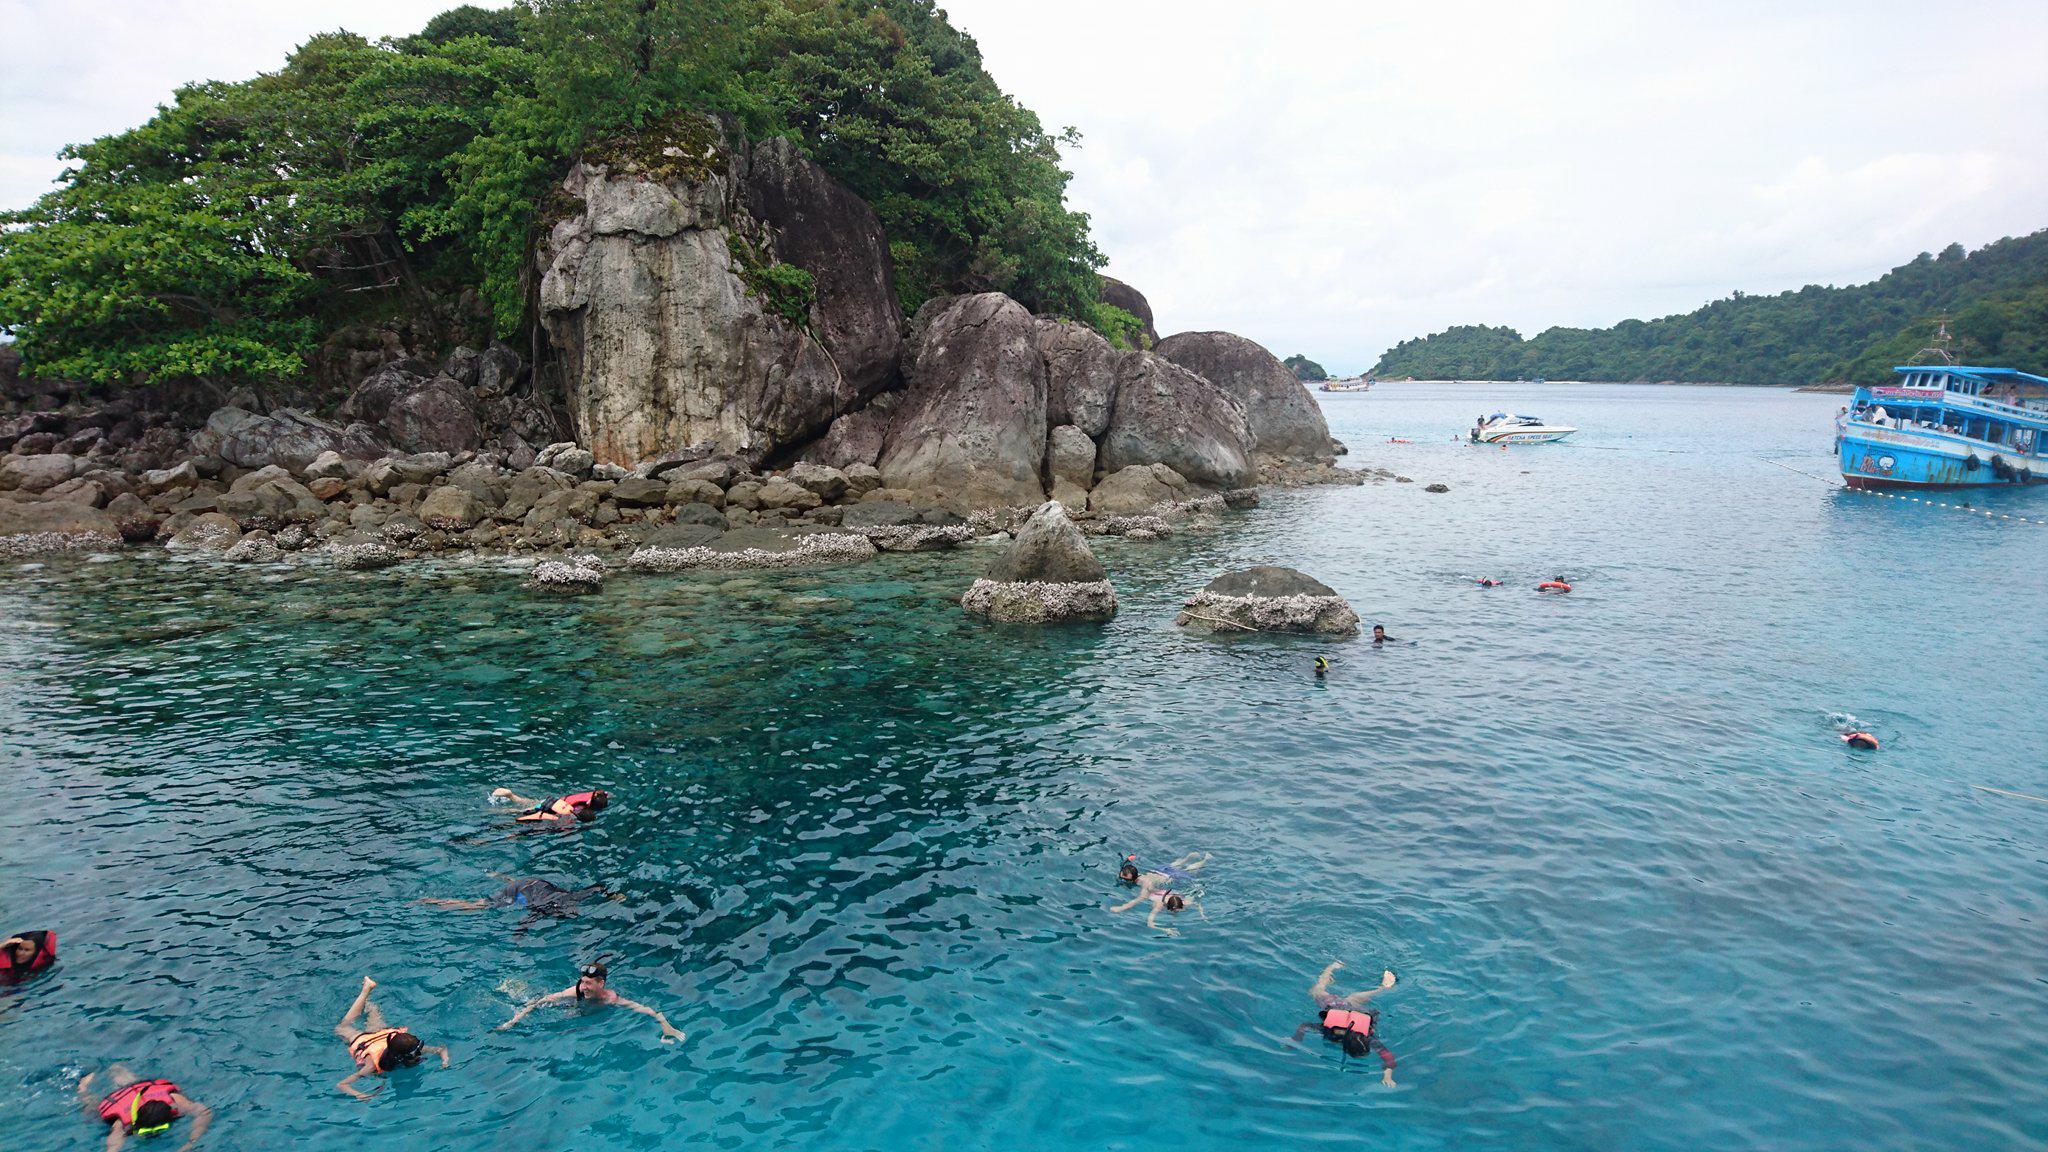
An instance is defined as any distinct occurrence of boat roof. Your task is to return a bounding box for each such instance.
[1892,365,2048,386]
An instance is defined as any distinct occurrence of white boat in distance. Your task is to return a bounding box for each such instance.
[1470,412,1576,444]
[1320,376,1372,393]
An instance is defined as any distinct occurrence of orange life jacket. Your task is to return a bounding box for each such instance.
[1321,1007,1375,1040]
[516,791,599,822]
[97,1079,180,1131]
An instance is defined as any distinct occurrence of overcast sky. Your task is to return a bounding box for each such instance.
[6,1,2045,372]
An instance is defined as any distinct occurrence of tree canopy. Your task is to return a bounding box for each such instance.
[1282,354,1327,382]
[1372,232,2048,386]
[0,1,1108,389]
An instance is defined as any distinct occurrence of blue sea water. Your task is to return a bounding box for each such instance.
[3,382,2045,1151]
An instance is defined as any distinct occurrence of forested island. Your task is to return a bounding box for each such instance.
[1372,231,2048,386]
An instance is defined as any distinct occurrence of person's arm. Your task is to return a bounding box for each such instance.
[172,1095,211,1152]
[612,996,687,1042]
[426,1044,451,1068]
[105,1123,126,1152]
[1145,903,1178,935]
[1290,1021,1313,1043]
[1108,894,1145,914]
[498,989,573,1031]
[78,1071,99,1111]
[1374,1037,1396,1087]
[336,1069,378,1101]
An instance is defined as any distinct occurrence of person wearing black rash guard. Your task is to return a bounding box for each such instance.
[1291,961,1400,1086]
[418,877,622,924]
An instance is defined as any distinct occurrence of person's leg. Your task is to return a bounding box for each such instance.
[108,1066,137,1088]
[335,976,376,1041]
[1309,961,1342,1000]
[363,997,388,1033]
[491,788,541,807]
[417,898,491,910]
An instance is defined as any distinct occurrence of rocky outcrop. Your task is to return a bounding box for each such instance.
[1155,331,1334,461]
[874,294,1048,510]
[538,115,902,468]
[1044,424,1096,508]
[1175,566,1359,635]
[1097,352,1255,490]
[1087,463,1189,514]
[961,501,1116,623]
[189,407,385,473]
[1098,276,1160,348]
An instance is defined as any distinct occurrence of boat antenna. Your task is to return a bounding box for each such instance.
[1911,317,1958,366]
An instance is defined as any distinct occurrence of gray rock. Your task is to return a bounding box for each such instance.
[1,452,78,492]
[0,499,121,555]
[670,502,730,529]
[301,450,354,481]
[141,460,200,493]
[1175,566,1359,635]
[843,462,883,496]
[500,467,574,520]
[876,293,1048,509]
[1036,318,1120,439]
[534,442,594,478]
[444,461,507,507]
[45,477,108,508]
[628,529,877,571]
[755,476,821,512]
[661,455,743,487]
[609,476,669,507]
[1098,352,1256,490]
[1424,482,1450,493]
[1087,463,1189,515]
[391,452,456,484]
[223,530,282,563]
[784,462,849,501]
[524,487,600,528]
[802,397,897,470]
[724,480,763,511]
[475,345,524,396]
[961,578,1118,623]
[1045,424,1096,509]
[664,478,725,508]
[1156,331,1335,461]
[1098,276,1161,348]
[192,407,385,473]
[228,465,294,494]
[166,512,242,552]
[386,377,482,455]
[104,493,161,542]
[329,541,402,570]
[418,486,485,531]
[985,501,1106,583]
[641,522,725,549]
[840,499,920,529]
[528,556,606,594]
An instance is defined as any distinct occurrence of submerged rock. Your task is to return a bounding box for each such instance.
[1175,566,1359,635]
[329,542,403,570]
[961,502,1116,623]
[529,555,607,594]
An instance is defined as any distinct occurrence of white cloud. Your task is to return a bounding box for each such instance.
[4,0,2045,372]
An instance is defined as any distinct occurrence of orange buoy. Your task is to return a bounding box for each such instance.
[1536,581,1571,593]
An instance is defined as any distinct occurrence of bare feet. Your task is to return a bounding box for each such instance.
[490,787,512,799]
[1381,969,1396,989]
[361,976,377,994]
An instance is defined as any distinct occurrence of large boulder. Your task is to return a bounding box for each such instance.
[0,452,78,493]
[961,501,1116,623]
[191,407,385,473]
[1087,463,1189,514]
[1036,318,1120,439]
[538,115,900,466]
[386,377,483,455]
[1097,352,1255,489]
[1098,276,1161,348]
[875,294,1048,510]
[1175,566,1359,635]
[0,499,121,555]
[742,136,905,398]
[1155,331,1334,460]
[1045,425,1096,509]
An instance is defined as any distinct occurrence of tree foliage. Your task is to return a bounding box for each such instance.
[0,0,1108,389]
[1283,354,1327,382]
[1373,232,2048,386]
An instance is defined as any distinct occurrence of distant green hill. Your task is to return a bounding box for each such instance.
[1372,230,2048,386]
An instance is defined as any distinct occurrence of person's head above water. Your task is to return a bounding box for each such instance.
[1162,892,1186,912]
[131,1099,178,1137]
[382,1031,424,1069]
[576,962,609,999]
[1372,626,1387,640]
[1118,856,1141,885]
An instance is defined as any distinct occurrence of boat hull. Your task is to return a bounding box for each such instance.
[1838,426,2042,488]
[1476,429,1574,444]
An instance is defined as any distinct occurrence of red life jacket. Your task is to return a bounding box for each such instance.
[0,930,55,980]
[97,1079,181,1131]
[517,791,600,822]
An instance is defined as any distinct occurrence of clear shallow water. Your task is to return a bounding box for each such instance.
[3,382,2045,1151]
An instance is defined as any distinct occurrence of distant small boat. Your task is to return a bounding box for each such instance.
[1321,376,1373,393]
[1470,412,1575,444]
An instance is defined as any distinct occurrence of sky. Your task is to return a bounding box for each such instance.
[5,1,2045,373]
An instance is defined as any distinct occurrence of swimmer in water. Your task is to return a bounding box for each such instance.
[1476,578,1500,588]
[1841,731,1880,750]
[498,962,686,1043]
[1117,852,1211,892]
[418,876,622,925]
[1372,625,1396,644]
[1292,961,1399,1085]
[333,977,450,1100]
[0,929,56,984]
[1314,656,1329,681]
[489,787,610,824]
[80,1066,211,1151]
[1109,885,1206,936]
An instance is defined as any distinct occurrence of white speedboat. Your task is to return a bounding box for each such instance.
[1320,377,1372,393]
[1470,412,1575,444]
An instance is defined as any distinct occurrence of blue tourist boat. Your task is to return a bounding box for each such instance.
[1836,364,2048,489]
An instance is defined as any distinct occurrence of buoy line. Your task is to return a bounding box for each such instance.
[1761,457,2041,526]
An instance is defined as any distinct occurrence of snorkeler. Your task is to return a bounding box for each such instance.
[1475,578,1500,588]
[1536,577,1572,592]
[1117,852,1211,891]
[497,962,686,1043]
[334,976,450,1100]
[0,929,55,984]
[1109,885,1206,936]
[418,876,621,921]
[490,787,610,824]
[1841,731,1881,750]
[1292,961,1399,1085]
[80,1066,210,1151]
[1372,625,1396,644]
[1314,656,1329,681]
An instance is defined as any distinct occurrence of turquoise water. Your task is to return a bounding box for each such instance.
[4,383,2045,1150]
